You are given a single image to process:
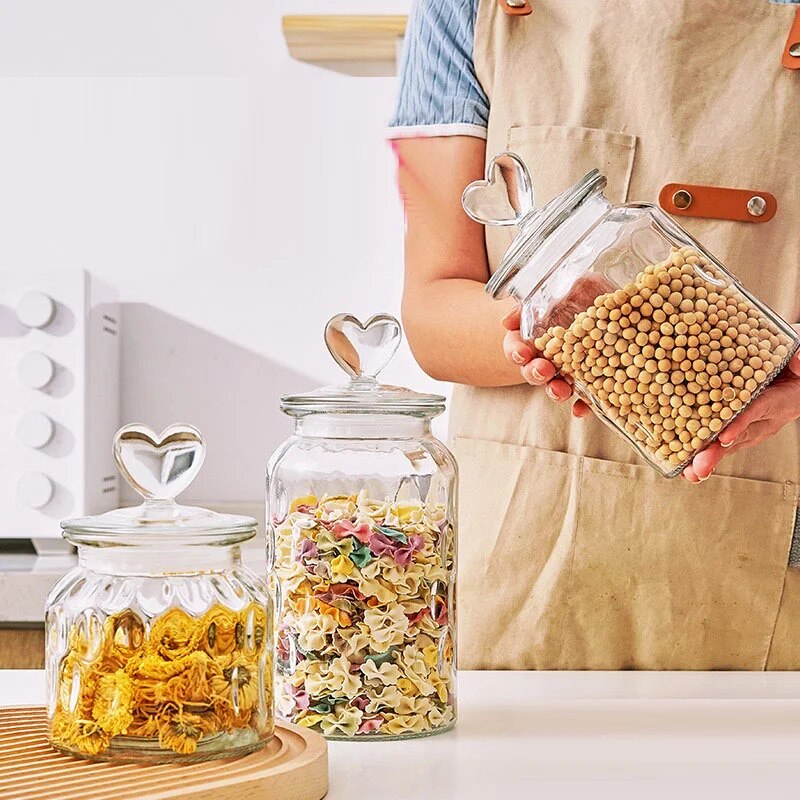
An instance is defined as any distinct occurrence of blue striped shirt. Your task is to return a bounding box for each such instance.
[389,0,800,139]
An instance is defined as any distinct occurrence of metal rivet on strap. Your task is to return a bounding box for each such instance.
[672,189,693,210]
[747,196,767,217]
[506,0,526,6]
[790,42,800,58]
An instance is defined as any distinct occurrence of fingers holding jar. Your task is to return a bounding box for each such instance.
[502,304,591,415]
[502,321,535,367]
[682,368,800,482]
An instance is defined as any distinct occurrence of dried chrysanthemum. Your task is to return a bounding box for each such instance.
[127,651,202,682]
[92,670,135,736]
[57,654,83,716]
[52,601,268,756]
[210,696,236,729]
[126,713,163,738]
[155,652,217,707]
[147,608,203,661]
[215,656,260,714]
[240,603,268,654]
[157,712,208,755]
[49,712,75,745]
[104,610,146,665]
[67,614,105,664]
[69,719,113,755]
[202,605,240,657]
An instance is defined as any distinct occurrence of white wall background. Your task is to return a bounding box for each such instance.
[0,0,452,511]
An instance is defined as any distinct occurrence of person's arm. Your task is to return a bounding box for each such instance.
[396,135,578,398]
[389,0,571,391]
[395,136,520,386]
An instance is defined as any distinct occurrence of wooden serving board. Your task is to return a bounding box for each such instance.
[0,706,328,800]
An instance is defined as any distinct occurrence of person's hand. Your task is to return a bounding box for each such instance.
[683,347,800,483]
[501,307,591,417]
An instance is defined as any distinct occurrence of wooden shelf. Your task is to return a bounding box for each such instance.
[282,15,407,76]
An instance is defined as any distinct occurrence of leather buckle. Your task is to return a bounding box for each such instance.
[783,8,800,70]
[659,184,777,224]
[498,0,532,17]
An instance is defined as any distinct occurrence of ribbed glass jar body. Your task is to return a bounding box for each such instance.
[45,542,273,763]
[267,414,457,740]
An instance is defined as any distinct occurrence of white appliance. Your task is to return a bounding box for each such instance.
[0,270,120,553]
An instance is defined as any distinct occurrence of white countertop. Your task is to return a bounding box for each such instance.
[7,669,800,799]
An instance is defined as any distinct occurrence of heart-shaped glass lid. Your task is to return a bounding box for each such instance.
[463,152,607,299]
[61,423,257,544]
[281,313,445,417]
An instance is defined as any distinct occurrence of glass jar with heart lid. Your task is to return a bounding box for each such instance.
[45,423,273,763]
[268,313,457,739]
[463,151,800,476]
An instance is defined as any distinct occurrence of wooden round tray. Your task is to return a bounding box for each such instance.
[0,706,328,800]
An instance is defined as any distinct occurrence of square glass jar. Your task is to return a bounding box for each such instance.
[465,154,800,476]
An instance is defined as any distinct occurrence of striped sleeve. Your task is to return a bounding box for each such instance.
[388,0,488,139]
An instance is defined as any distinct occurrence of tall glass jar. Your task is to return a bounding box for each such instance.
[268,314,457,740]
[45,424,273,763]
[463,153,800,477]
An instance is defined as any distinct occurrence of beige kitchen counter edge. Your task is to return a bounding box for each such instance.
[5,670,800,799]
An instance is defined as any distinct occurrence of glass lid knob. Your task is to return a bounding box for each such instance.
[462,151,536,227]
[324,313,402,382]
[113,423,206,503]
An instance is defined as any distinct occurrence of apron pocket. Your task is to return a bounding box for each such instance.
[452,435,582,669]
[453,435,797,670]
[565,456,797,670]
[507,125,637,205]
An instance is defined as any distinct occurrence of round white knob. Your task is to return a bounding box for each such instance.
[16,291,56,329]
[18,352,55,389]
[16,411,55,449]
[17,472,54,509]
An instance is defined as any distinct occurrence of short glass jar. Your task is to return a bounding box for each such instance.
[464,153,800,477]
[268,314,457,739]
[45,424,273,763]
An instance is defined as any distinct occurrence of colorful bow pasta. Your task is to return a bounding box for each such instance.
[49,603,272,758]
[274,492,456,739]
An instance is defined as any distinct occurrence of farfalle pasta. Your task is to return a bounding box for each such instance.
[49,603,272,758]
[274,492,456,739]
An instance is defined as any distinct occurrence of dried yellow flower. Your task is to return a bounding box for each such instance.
[92,670,134,736]
[157,712,207,755]
[240,603,268,654]
[147,608,203,661]
[69,719,112,756]
[51,603,269,758]
[104,610,145,663]
[216,655,259,715]
[201,605,240,657]
[126,714,163,738]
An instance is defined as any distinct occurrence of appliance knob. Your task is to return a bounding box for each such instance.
[16,411,56,449]
[16,291,56,329]
[18,352,55,389]
[17,472,54,509]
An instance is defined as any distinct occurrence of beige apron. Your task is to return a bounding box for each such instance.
[452,0,800,670]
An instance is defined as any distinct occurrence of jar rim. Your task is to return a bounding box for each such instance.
[61,501,258,546]
[485,169,607,300]
[62,527,256,547]
[280,383,445,418]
